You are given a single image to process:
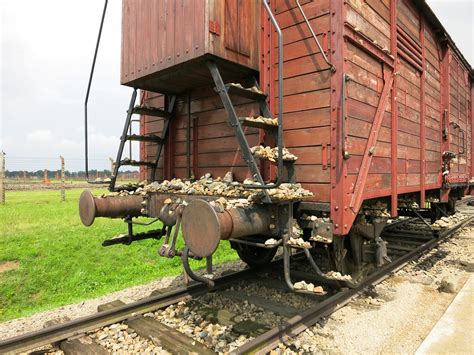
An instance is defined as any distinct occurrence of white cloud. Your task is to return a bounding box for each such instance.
[27,130,53,143]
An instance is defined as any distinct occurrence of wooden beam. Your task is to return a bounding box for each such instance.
[350,67,394,212]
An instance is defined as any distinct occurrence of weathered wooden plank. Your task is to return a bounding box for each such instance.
[278,54,332,78]
[301,183,330,202]
[346,5,390,49]
[277,15,331,46]
[283,107,331,130]
[284,126,331,147]
[277,71,331,97]
[98,301,213,355]
[60,338,108,355]
[346,117,391,143]
[293,165,330,183]
[275,90,331,113]
[275,0,330,29]
[218,291,299,318]
[44,318,108,355]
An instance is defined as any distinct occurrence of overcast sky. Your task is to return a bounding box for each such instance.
[0,0,473,172]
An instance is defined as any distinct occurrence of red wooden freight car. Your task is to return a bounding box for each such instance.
[80,0,472,286]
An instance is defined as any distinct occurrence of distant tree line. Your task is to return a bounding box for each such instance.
[5,170,138,179]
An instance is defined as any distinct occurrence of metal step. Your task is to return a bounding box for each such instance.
[240,117,278,131]
[126,134,163,144]
[131,105,172,118]
[120,159,155,167]
[226,83,267,101]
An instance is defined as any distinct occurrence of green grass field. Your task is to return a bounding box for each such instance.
[0,189,238,322]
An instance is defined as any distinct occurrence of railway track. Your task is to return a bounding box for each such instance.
[0,215,472,355]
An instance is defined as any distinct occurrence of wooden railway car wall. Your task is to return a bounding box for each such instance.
[125,0,472,236]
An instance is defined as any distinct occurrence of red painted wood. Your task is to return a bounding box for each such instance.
[350,67,394,212]
[132,0,473,238]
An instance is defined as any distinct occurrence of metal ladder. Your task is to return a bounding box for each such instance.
[208,62,296,203]
[205,0,294,203]
[109,90,177,192]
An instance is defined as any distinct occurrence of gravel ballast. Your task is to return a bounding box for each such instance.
[1,222,472,354]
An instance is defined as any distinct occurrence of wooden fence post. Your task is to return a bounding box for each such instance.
[60,156,65,202]
[0,151,5,204]
[109,157,115,177]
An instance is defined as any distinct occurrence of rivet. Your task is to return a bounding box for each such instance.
[335,206,339,211]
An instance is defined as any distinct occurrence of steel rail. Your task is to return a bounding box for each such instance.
[234,216,473,354]
[0,264,265,354]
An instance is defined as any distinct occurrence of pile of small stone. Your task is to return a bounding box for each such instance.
[398,198,420,208]
[324,271,353,281]
[151,301,244,353]
[92,323,166,353]
[264,238,279,246]
[431,212,467,230]
[362,201,391,217]
[251,145,298,163]
[229,82,264,95]
[288,237,311,249]
[209,197,251,211]
[293,281,325,294]
[136,173,312,202]
[309,234,332,243]
[243,116,278,126]
[264,183,313,200]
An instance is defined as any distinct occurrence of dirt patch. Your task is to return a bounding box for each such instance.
[0,261,20,274]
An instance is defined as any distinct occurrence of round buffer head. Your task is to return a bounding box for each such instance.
[182,199,222,258]
[79,190,96,227]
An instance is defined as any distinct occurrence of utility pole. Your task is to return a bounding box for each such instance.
[60,156,65,202]
[0,151,5,204]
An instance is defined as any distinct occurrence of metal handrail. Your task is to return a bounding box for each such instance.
[342,74,351,160]
[84,0,109,183]
[243,0,284,190]
[295,0,336,72]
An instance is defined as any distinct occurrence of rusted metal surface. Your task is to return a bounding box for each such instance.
[79,191,143,226]
[181,199,276,258]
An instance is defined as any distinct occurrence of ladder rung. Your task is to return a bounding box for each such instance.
[239,117,278,131]
[131,106,171,118]
[120,159,155,167]
[126,134,164,143]
[226,83,267,101]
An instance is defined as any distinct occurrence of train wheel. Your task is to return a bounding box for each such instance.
[233,243,278,268]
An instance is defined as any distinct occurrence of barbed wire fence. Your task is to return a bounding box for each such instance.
[60,156,66,202]
[0,151,5,204]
